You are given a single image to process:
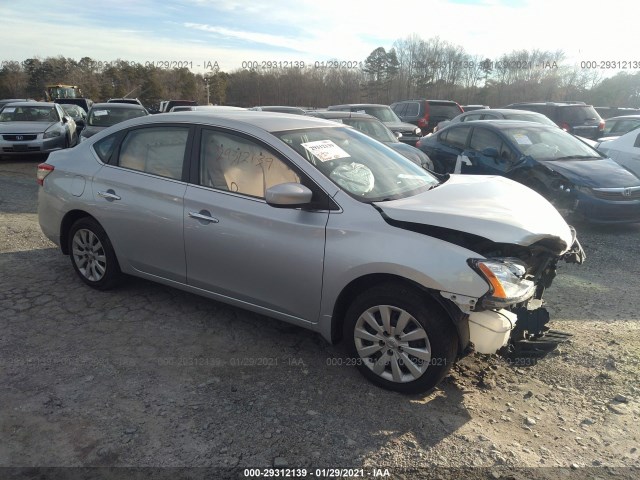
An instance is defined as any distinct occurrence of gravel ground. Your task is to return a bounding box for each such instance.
[1,157,638,480]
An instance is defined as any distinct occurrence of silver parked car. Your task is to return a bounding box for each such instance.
[37,112,584,393]
[0,101,76,156]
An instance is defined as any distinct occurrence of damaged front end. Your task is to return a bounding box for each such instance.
[443,227,585,357]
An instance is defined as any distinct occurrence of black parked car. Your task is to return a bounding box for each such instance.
[80,102,148,142]
[416,120,640,223]
[503,102,605,139]
[306,111,433,169]
[435,108,558,132]
[326,104,422,145]
[390,99,463,134]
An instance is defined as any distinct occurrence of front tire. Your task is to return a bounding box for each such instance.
[344,283,458,394]
[68,217,121,290]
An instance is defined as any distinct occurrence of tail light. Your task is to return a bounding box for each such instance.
[560,122,570,131]
[37,163,54,186]
[598,120,605,131]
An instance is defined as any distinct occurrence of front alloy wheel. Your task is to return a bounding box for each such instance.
[345,283,458,393]
[354,305,432,383]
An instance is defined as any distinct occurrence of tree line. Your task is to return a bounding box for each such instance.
[1,35,639,109]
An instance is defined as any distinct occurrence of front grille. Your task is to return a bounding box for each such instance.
[3,134,37,141]
[2,146,40,152]
[592,187,640,201]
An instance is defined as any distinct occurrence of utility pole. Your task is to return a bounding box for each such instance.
[204,77,211,105]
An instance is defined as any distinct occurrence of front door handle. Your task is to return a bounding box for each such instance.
[188,210,219,223]
[97,190,121,201]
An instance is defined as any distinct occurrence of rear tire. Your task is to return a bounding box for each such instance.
[344,283,458,394]
[68,217,121,290]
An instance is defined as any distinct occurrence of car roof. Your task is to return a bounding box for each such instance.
[90,102,147,110]
[307,111,377,120]
[466,108,547,116]
[2,101,56,107]
[109,111,343,133]
[328,103,390,108]
[604,115,640,121]
[444,119,553,130]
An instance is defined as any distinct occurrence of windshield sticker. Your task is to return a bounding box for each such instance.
[93,110,109,117]
[301,140,351,162]
[3,107,15,112]
[512,133,533,145]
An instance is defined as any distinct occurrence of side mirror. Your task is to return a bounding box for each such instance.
[62,117,68,124]
[76,119,85,127]
[265,183,313,208]
[481,147,499,158]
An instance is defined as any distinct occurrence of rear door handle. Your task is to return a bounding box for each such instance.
[188,211,219,223]
[97,190,121,201]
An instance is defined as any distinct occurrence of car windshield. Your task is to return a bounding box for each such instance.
[88,108,146,126]
[0,105,57,122]
[274,126,438,201]
[356,106,401,123]
[504,126,602,161]
[342,119,397,143]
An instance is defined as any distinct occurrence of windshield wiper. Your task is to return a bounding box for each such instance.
[552,155,599,161]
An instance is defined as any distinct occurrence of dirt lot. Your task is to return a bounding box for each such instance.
[0,157,638,480]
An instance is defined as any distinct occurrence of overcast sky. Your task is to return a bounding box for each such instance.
[1,0,637,75]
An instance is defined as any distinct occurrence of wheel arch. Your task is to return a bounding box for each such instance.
[60,210,101,255]
[330,273,469,351]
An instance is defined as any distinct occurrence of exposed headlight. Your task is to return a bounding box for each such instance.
[468,258,535,308]
[43,129,61,139]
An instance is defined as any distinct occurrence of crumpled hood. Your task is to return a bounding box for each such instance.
[543,158,640,188]
[0,122,55,134]
[375,175,574,250]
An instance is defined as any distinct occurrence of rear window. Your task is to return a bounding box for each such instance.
[558,106,601,123]
[429,103,463,119]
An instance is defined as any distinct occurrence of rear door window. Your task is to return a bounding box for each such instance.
[404,102,420,116]
[118,126,189,180]
[391,103,407,117]
[441,125,471,149]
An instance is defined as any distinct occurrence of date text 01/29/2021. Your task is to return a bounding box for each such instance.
[242,468,392,477]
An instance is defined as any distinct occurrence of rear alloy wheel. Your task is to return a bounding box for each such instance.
[344,283,458,393]
[68,217,121,290]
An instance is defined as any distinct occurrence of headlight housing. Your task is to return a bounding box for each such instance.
[414,127,422,136]
[43,129,61,139]
[468,258,535,308]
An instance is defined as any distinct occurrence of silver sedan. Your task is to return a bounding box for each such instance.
[0,102,76,156]
[37,111,583,393]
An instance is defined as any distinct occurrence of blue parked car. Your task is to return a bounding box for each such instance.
[417,120,640,223]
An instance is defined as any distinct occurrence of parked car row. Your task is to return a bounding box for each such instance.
[416,120,640,223]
